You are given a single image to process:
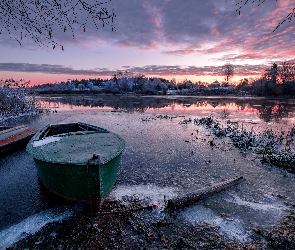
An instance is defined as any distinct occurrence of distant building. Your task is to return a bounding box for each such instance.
[167,89,177,95]
[209,80,220,88]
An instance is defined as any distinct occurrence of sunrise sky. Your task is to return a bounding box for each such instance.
[0,0,294,86]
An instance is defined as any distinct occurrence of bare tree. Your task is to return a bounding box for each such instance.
[263,63,278,83]
[235,0,295,31]
[278,61,295,84]
[221,63,234,84]
[270,63,278,83]
[264,62,295,84]
[0,0,116,49]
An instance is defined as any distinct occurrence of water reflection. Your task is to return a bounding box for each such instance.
[258,104,290,123]
[36,95,295,123]
[1,95,295,248]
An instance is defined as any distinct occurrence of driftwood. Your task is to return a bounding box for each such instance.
[166,176,244,211]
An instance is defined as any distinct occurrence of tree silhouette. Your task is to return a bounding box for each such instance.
[0,0,116,50]
[221,63,234,84]
[278,61,295,84]
[236,0,295,31]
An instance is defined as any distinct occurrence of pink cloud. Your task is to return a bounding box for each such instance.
[210,28,221,36]
[162,47,198,56]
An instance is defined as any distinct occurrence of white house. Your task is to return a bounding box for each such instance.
[209,80,220,88]
[167,89,177,95]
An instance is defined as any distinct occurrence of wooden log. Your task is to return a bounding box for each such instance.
[166,176,244,211]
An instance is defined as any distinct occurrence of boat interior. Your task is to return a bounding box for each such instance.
[40,123,108,139]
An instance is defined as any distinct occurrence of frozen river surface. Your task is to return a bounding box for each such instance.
[0,95,295,249]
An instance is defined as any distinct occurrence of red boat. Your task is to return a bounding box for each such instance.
[0,125,37,156]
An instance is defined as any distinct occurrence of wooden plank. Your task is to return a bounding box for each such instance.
[166,176,244,211]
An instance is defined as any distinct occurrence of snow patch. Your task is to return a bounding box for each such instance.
[33,136,62,147]
[225,194,286,215]
[110,184,178,208]
[180,205,250,243]
[0,208,72,249]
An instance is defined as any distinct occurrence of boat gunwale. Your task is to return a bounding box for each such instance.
[0,128,37,146]
[32,122,109,141]
[0,125,26,136]
[26,122,125,166]
[0,125,37,156]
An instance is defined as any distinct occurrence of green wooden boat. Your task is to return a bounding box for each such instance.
[26,122,125,203]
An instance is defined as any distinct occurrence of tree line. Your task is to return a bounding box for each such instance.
[251,61,295,96]
[28,60,295,97]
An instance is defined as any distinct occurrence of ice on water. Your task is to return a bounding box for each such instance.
[180,192,287,243]
[0,208,72,249]
[180,204,250,243]
[225,193,287,215]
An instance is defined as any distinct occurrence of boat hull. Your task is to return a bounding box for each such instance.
[0,126,37,156]
[34,153,122,202]
[26,122,125,203]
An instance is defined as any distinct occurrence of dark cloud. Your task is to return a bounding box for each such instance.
[3,0,293,52]
[97,0,294,60]
[0,62,266,77]
[0,63,114,76]
[212,53,280,62]
[0,0,294,75]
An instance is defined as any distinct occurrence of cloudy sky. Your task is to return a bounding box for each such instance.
[0,0,294,85]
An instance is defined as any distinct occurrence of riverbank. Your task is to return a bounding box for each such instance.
[7,207,295,249]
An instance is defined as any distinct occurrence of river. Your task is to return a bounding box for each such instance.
[0,94,295,249]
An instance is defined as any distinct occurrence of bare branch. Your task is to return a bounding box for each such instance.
[0,0,116,49]
[235,0,294,32]
[274,7,295,31]
[221,63,234,83]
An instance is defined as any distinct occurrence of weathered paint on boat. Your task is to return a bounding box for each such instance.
[26,122,125,203]
[0,125,37,156]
